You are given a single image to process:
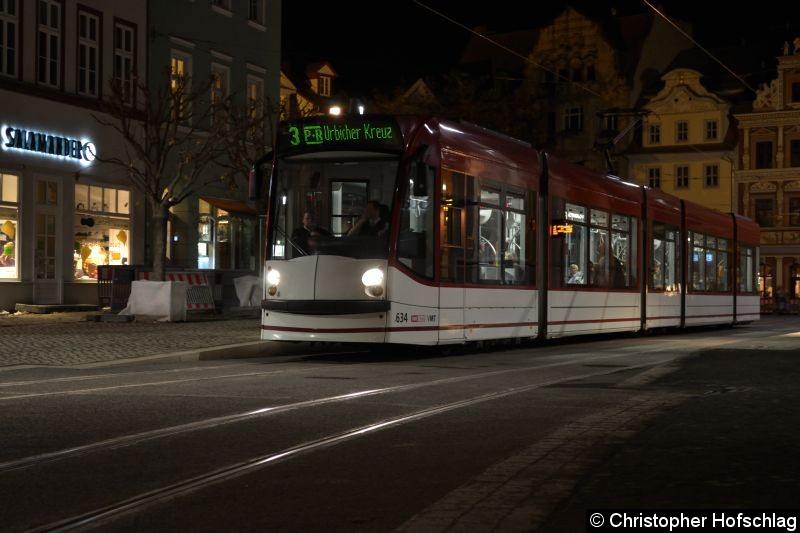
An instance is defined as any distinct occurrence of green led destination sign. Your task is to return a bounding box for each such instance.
[278,117,403,153]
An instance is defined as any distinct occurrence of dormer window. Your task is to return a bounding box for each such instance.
[319,75,331,97]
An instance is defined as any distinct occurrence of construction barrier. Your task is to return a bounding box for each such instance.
[137,271,216,311]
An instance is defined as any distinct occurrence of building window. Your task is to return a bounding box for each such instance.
[704,119,718,141]
[675,165,689,188]
[37,0,62,87]
[648,124,661,144]
[754,197,775,227]
[248,0,264,25]
[77,10,100,97]
[676,121,689,143]
[210,63,229,127]
[0,173,19,279]
[211,0,232,11]
[603,113,618,132]
[319,75,331,97]
[74,184,130,280]
[792,82,800,103]
[790,139,800,168]
[563,106,583,131]
[704,164,719,187]
[170,50,192,121]
[755,141,773,169]
[0,0,19,78]
[648,167,661,188]
[113,22,135,103]
[789,197,800,227]
[247,75,264,120]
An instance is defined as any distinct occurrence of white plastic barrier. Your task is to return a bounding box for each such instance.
[233,275,262,307]
[120,280,188,322]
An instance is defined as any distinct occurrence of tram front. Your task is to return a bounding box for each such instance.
[255,116,410,343]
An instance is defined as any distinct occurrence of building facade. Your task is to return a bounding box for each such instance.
[0,0,147,310]
[0,0,281,311]
[627,68,736,213]
[735,42,800,299]
[519,7,693,173]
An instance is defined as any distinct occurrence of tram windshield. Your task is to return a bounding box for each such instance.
[269,151,399,260]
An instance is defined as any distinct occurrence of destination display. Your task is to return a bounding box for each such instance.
[277,117,403,153]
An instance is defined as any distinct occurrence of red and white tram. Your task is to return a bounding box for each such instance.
[250,115,759,345]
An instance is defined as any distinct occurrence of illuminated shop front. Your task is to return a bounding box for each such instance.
[73,184,131,280]
[0,173,19,280]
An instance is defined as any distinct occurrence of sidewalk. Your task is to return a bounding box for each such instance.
[0,310,267,368]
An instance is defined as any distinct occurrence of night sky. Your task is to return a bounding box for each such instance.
[282,0,798,95]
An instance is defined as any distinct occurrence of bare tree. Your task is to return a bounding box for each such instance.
[93,68,230,280]
[214,94,281,191]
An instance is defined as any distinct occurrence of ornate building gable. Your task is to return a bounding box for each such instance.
[647,69,726,114]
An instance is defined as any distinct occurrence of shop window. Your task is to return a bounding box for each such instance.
[74,184,130,280]
[0,173,19,279]
[197,198,257,270]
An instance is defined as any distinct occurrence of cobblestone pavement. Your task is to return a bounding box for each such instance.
[0,311,261,367]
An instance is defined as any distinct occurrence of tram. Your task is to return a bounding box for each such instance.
[249,115,759,345]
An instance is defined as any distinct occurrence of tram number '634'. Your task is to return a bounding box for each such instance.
[395,313,436,324]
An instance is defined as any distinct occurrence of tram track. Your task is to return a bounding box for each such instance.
[0,348,679,475]
[35,357,674,532]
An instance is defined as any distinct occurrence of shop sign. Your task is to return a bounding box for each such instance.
[2,125,97,165]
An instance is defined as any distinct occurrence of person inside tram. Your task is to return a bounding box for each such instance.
[567,263,584,284]
[347,200,388,237]
[290,211,331,255]
[593,237,626,288]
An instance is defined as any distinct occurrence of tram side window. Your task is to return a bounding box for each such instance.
[651,222,678,291]
[589,210,610,286]
[476,187,502,282]
[690,232,730,292]
[470,186,530,284]
[738,245,755,293]
[717,239,729,292]
[563,203,587,285]
[440,170,467,282]
[611,213,636,288]
[398,156,435,279]
[504,190,531,285]
[552,199,635,289]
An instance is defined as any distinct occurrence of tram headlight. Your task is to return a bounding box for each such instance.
[266,268,280,296]
[361,268,384,297]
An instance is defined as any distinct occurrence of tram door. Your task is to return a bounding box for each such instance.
[438,171,467,341]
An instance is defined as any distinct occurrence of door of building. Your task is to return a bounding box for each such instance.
[33,178,62,304]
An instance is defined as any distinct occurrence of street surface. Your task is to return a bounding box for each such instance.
[1,317,798,531]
